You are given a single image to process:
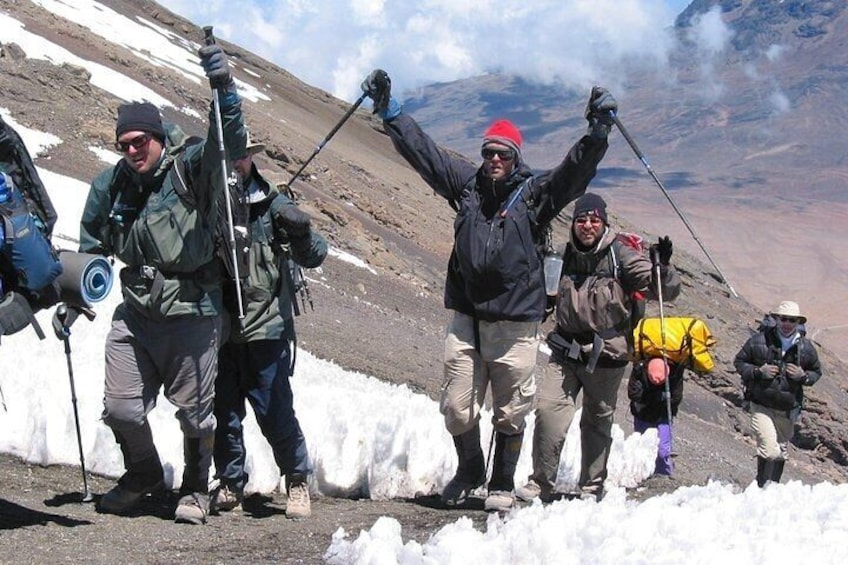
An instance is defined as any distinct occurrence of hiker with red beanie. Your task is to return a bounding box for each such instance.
[361,69,614,512]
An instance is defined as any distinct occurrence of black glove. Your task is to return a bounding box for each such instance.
[584,86,617,138]
[650,236,673,266]
[277,205,312,240]
[51,303,79,340]
[360,69,392,115]
[198,44,231,88]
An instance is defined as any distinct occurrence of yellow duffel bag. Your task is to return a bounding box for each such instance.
[633,317,716,373]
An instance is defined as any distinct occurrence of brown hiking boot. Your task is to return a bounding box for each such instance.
[174,492,210,525]
[210,484,242,514]
[285,476,311,519]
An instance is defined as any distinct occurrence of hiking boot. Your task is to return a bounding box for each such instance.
[483,432,523,513]
[579,484,605,502]
[97,473,163,515]
[210,484,242,514]
[285,476,311,519]
[174,492,210,525]
[484,489,515,512]
[515,479,542,502]
[441,472,486,507]
[441,426,486,508]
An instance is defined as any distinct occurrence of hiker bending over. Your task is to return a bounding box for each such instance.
[628,357,685,477]
[211,133,327,519]
[516,193,681,503]
[361,69,613,512]
[68,44,246,524]
[734,300,821,487]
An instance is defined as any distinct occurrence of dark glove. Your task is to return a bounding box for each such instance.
[277,205,312,240]
[584,86,618,138]
[198,44,231,88]
[650,236,673,266]
[360,69,392,115]
[757,364,780,379]
[785,363,806,382]
[51,303,79,340]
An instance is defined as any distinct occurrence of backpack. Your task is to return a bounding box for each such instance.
[633,317,716,373]
[0,172,62,293]
[0,117,58,235]
[609,232,647,328]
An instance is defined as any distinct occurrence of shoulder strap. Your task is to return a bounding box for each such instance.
[168,135,204,208]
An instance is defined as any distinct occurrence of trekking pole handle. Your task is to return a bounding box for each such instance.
[203,26,215,46]
[56,303,68,325]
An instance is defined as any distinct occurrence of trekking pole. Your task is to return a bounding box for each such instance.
[285,92,368,188]
[651,249,674,434]
[611,114,739,298]
[203,25,245,319]
[484,427,496,481]
[57,305,93,503]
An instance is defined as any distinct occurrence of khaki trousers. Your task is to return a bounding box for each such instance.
[440,312,539,436]
[750,402,793,460]
[530,357,629,493]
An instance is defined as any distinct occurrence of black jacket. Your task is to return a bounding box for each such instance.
[734,327,822,414]
[628,360,684,423]
[384,113,607,322]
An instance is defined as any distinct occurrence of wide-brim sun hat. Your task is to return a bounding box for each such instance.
[245,130,266,156]
[769,300,807,324]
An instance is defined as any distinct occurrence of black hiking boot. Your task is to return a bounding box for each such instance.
[484,432,524,513]
[441,425,486,508]
[98,455,164,515]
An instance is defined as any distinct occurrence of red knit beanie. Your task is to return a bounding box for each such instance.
[482,119,522,160]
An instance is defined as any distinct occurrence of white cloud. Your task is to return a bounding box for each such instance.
[160,0,682,101]
[769,90,791,114]
[686,6,734,101]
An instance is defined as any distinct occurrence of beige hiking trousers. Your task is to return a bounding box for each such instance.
[440,312,539,437]
[750,402,793,460]
[529,357,630,493]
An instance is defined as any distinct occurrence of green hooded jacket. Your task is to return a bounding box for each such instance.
[79,101,246,318]
[224,164,327,343]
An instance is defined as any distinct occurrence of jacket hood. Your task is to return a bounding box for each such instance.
[476,162,533,203]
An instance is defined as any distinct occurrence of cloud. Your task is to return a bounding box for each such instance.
[686,6,734,101]
[161,0,683,100]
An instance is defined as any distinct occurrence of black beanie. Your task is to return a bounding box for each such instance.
[115,102,166,141]
[573,192,608,224]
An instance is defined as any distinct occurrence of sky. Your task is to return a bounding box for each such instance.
[157,0,701,101]
[5,2,848,563]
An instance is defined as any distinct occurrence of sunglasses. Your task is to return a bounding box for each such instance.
[114,133,152,153]
[777,316,799,323]
[481,147,516,161]
[574,216,603,226]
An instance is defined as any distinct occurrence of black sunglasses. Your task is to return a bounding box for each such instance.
[114,133,152,153]
[777,316,799,323]
[481,147,515,161]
